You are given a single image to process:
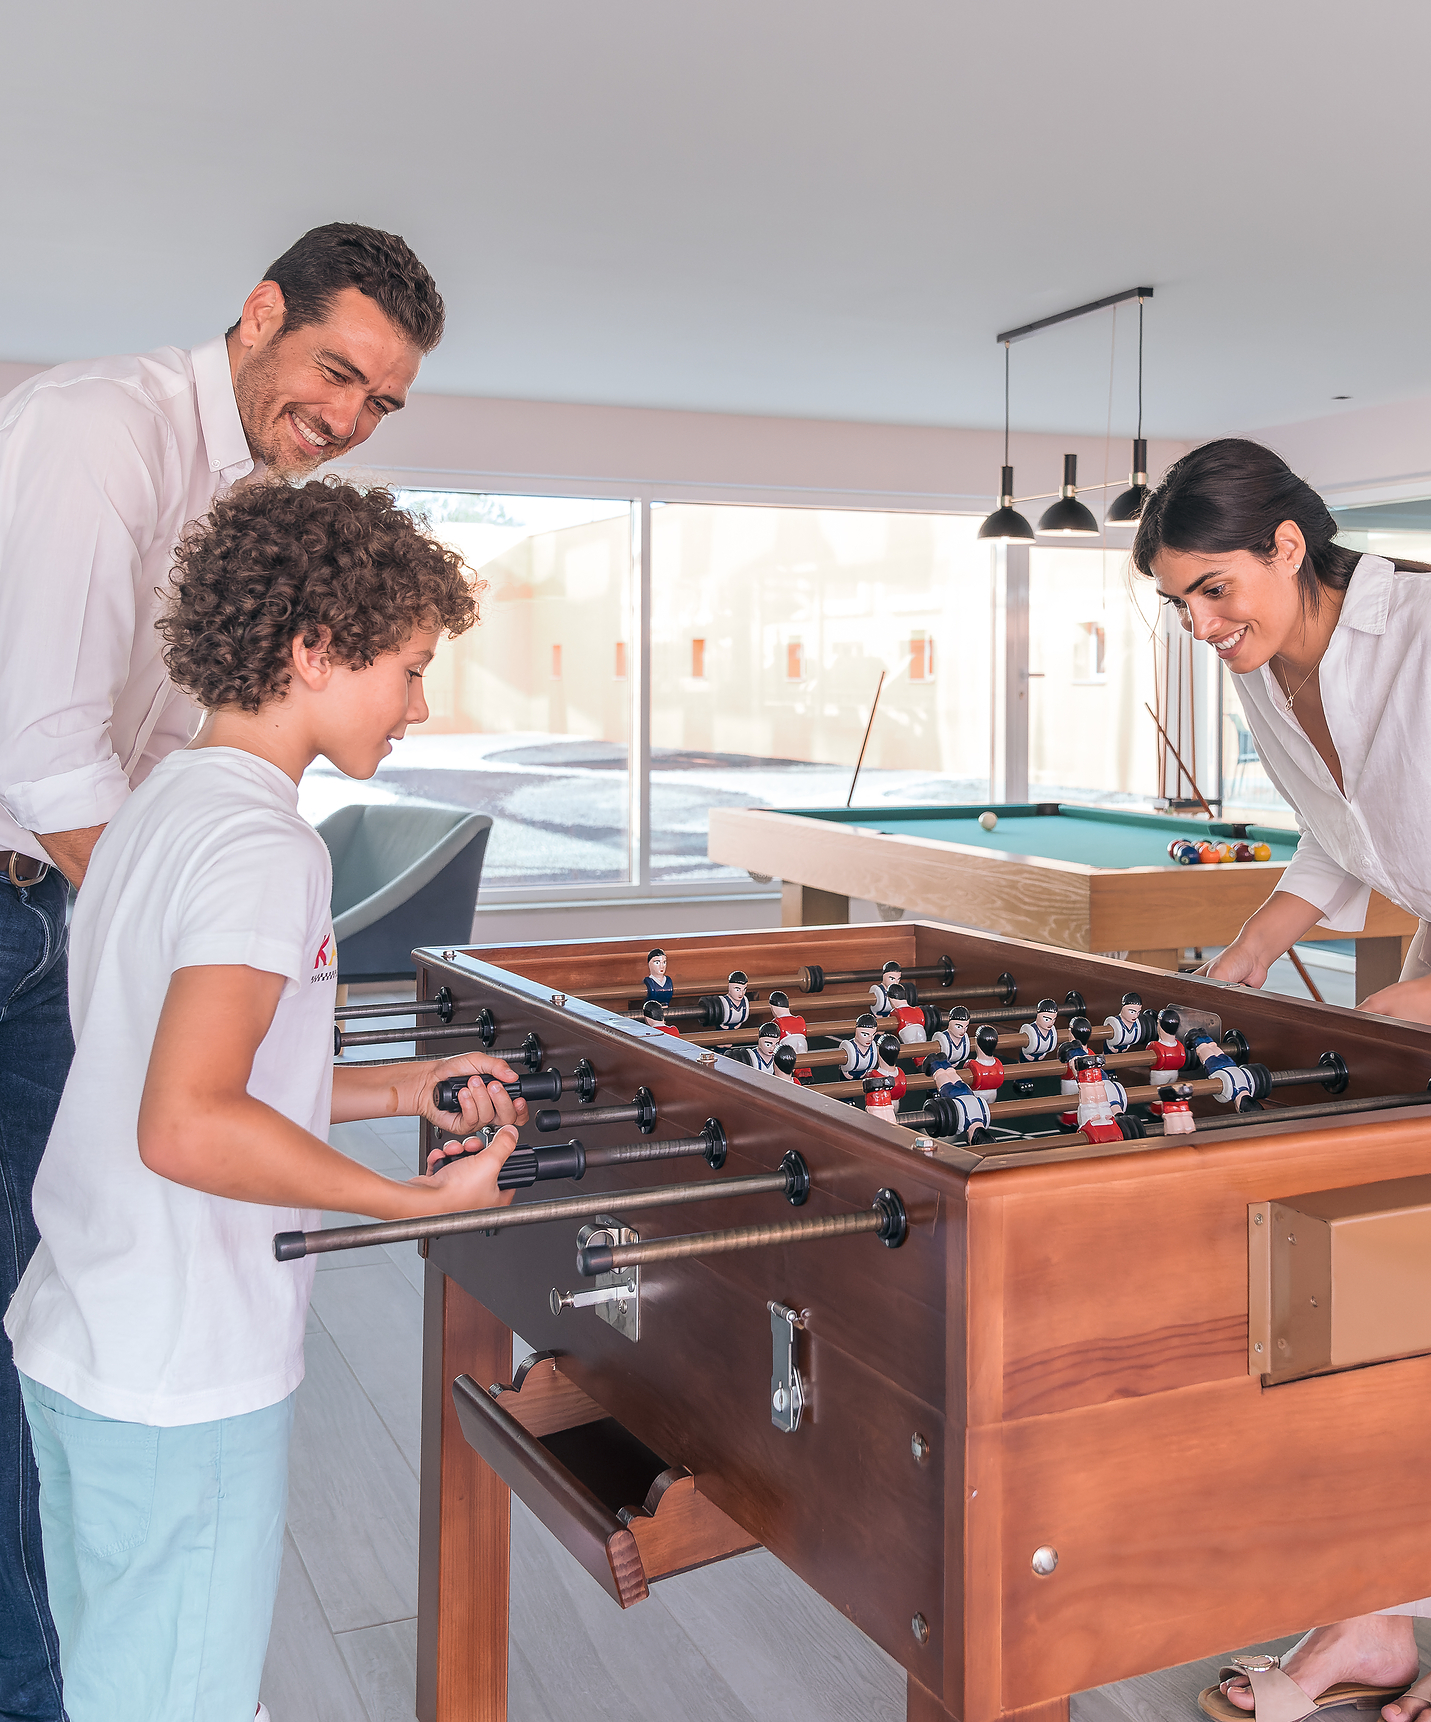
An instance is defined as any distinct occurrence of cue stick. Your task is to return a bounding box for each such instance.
[1285,946,1325,1004]
[1144,702,1214,819]
[846,670,886,806]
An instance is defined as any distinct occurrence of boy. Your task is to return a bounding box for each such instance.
[5,479,523,1722]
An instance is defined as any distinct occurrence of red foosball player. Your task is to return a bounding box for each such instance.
[766,991,808,1052]
[1074,1056,1125,1143]
[772,1043,805,1085]
[873,1033,908,1100]
[641,999,681,1037]
[862,1071,901,1122]
[1147,1007,1187,1117]
[1159,1092,1196,1134]
[884,983,928,1045]
[1057,1016,1095,1129]
[966,1024,1005,1091]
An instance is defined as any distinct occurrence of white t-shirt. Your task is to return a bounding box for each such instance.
[6,746,336,1426]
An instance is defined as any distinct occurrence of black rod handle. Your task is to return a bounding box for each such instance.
[434,1068,563,1112]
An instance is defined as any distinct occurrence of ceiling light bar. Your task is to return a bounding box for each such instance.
[996,285,1154,347]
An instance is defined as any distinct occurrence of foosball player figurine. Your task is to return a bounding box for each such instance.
[928,1060,994,1138]
[641,999,681,1037]
[1019,998,1059,1063]
[869,958,903,1018]
[766,990,808,1052]
[772,1043,802,1085]
[1074,1056,1127,1144]
[874,1033,908,1097]
[644,947,673,1007]
[746,1020,782,1073]
[863,1071,900,1122]
[1103,990,1147,1052]
[1147,1006,1188,1117]
[1188,1031,1261,1108]
[713,970,751,1029]
[1057,1015,1095,1129]
[930,1004,971,1070]
[967,1023,1005,1092]
[839,1013,881,1078]
[885,983,928,1045]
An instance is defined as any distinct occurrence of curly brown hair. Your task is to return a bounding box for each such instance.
[159,478,478,712]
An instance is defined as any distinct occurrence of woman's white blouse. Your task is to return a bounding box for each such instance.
[1234,554,1431,930]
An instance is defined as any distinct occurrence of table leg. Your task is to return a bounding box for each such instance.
[1124,948,1181,971]
[1354,935,1413,1002]
[780,882,850,927]
[417,1263,511,1722]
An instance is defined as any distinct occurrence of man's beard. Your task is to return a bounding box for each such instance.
[233,340,347,479]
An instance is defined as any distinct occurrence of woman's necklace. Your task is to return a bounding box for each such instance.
[1273,654,1319,712]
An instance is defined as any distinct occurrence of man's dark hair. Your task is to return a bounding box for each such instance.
[159,479,476,712]
[232,223,445,352]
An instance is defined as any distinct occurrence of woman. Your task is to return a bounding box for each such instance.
[1132,438,1431,1722]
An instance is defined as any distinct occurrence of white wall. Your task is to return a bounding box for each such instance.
[1248,396,1431,507]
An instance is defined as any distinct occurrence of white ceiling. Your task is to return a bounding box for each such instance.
[4,0,1427,438]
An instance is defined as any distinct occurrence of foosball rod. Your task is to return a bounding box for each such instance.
[987,1088,1431,1150]
[531,1087,657,1134]
[337,1019,502,1052]
[335,988,455,1023]
[273,1151,812,1260]
[683,992,1091,1048]
[655,973,1016,1029]
[577,957,962,1005]
[575,1187,908,1276]
[982,1057,1347,1119]
[819,1046,1157,1098]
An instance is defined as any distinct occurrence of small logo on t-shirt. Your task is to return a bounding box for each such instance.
[311,930,337,983]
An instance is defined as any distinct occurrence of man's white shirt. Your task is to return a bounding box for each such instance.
[0,338,253,861]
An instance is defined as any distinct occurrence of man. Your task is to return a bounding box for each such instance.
[0,221,443,1722]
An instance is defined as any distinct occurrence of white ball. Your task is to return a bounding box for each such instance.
[978,811,998,831]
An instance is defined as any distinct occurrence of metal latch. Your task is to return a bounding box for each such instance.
[768,1301,807,1433]
[550,1216,640,1341]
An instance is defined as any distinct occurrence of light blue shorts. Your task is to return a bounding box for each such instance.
[19,1376,294,1722]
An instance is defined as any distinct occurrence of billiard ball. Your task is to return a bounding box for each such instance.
[1197,842,1221,863]
[978,811,998,831]
[1167,839,1187,859]
[1252,841,1272,861]
[1213,842,1233,862]
[1171,841,1200,865]
[1232,843,1255,863]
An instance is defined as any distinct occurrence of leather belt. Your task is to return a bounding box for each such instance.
[1,851,49,888]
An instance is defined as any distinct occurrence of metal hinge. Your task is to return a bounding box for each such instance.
[768,1301,807,1433]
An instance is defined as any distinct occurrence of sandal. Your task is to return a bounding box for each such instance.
[1198,1653,1412,1722]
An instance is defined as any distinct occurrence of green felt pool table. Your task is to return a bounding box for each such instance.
[707,801,1417,998]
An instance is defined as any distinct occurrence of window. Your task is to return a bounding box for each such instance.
[908,631,934,681]
[649,504,993,884]
[297,491,635,889]
[691,638,706,679]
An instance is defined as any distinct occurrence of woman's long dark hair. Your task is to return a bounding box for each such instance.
[1131,438,1429,607]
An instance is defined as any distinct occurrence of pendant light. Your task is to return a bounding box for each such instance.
[978,344,1036,543]
[1106,296,1150,526]
[1037,453,1100,536]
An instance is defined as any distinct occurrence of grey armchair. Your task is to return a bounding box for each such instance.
[317,802,492,983]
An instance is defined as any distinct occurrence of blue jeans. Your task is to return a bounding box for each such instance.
[1,869,73,1721]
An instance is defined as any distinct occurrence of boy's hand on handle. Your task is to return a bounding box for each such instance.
[410,1123,519,1212]
[419,1052,528,1135]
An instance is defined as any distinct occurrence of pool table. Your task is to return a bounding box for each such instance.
[707,801,1417,998]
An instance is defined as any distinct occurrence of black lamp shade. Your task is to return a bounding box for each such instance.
[979,465,1036,543]
[1105,439,1150,526]
[1037,453,1100,536]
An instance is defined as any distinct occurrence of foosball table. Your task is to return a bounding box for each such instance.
[280,922,1431,1722]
